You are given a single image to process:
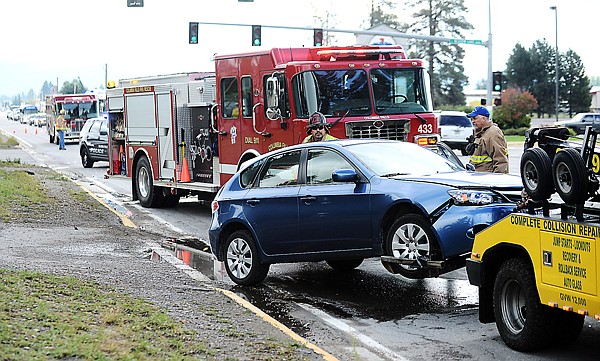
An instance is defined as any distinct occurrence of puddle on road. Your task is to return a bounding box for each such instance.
[151,244,479,334]
[157,238,216,279]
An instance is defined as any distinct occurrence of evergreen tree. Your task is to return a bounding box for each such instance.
[369,1,401,28]
[505,43,532,91]
[402,0,472,107]
[60,78,87,95]
[562,49,592,116]
[529,39,555,117]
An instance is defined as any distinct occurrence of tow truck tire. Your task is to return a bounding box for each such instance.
[135,157,164,208]
[224,230,270,286]
[493,258,557,351]
[385,214,435,279]
[326,258,364,271]
[552,148,587,204]
[520,148,554,201]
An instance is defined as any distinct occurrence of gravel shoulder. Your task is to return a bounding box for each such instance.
[0,141,323,360]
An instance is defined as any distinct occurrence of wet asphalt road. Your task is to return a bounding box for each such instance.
[2,114,600,360]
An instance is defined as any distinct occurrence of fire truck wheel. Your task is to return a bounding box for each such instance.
[493,258,557,351]
[520,148,554,201]
[81,147,94,168]
[224,230,270,286]
[135,157,164,208]
[552,148,588,204]
[326,258,364,271]
[385,214,435,279]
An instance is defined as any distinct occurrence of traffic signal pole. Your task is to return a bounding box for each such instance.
[194,21,493,104]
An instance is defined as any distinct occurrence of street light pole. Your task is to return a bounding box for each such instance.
[486,0,493,109]
[550,6,558,122]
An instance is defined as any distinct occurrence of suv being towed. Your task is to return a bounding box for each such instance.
[438,111,474,155]
[79,117,108,168]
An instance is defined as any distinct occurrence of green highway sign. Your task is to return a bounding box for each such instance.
[449,39,483,45]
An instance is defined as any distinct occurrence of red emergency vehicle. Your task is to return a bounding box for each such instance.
[45,93,100,144]
[106,45,439,207]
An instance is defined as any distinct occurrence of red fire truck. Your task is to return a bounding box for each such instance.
[45,93,100,144]
[105,45,439,207]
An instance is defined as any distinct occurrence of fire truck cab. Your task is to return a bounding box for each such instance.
[106,45,439,207]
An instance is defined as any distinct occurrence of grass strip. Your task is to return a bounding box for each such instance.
[0,269,213,360]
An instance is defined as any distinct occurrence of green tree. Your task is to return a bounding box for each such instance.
[529,39,555,117]
[493,87,537,130]
[26,89,35,103]
[60,78,87,94]
[505,43,532,91]
[402,0,472,107]
[41,81,55,98]
[369,1,401,28]
[561,49,592,116]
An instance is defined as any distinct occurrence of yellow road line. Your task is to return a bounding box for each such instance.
[79,186,137,228]
[216,287,340,361]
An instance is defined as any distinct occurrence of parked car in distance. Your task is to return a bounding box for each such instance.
[79,117,108,168]
[437,110,474,155]
[554,113,600,135]
[27,113,47,127]
[209,139,523,286]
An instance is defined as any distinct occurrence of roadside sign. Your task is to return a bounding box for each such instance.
[449,39,483,45]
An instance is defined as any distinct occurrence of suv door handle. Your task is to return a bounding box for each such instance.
[246,199,260,206]
[300,196,316,203]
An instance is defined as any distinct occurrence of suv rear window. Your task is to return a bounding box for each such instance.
[440,115,471,127]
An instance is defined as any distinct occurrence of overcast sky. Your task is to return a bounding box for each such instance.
[1,0,597,98]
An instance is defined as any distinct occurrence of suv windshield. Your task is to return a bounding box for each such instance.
[440,114,472,127]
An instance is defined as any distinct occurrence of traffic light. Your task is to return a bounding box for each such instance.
[493,71,502,92]
[314,28,323,47]
[189,22,198,44]
[252,25,261,46]
[480,98,486,106]
[494,98,502,106]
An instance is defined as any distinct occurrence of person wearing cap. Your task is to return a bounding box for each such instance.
[467,106,508,173]
[56,109,68,150]
[303,112,337,143]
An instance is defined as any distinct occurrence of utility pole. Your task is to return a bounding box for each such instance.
[486,0,493,109]
[551,6,559,123]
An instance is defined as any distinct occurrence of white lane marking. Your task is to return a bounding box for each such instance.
[297,303,410,361]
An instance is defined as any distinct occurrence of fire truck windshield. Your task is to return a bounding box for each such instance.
[60,101,98,120]
[292,68,431,118]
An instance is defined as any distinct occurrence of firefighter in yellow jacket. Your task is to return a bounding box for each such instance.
[303,112,337,143]
[56,109,67,150]
[467,106,508,173]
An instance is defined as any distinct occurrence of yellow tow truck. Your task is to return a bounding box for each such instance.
[467,126,600,351]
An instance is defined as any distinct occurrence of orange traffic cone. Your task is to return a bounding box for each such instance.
[180,157,191,182]
[35,128,38,135]
[24,127,27,135]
